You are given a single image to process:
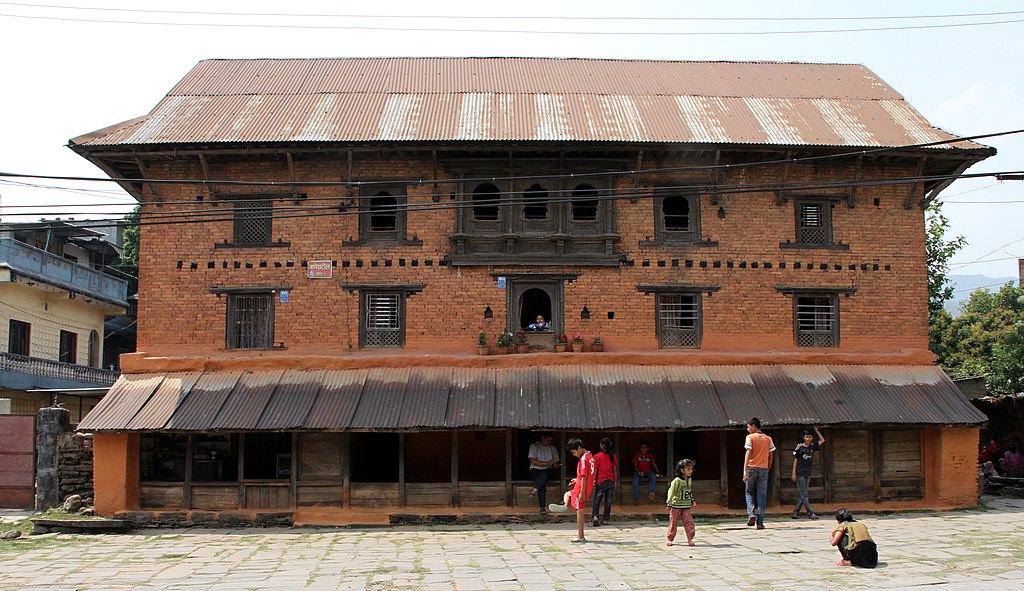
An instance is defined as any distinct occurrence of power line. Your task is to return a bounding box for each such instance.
[4,3,1023,22]
[2,10,1023,35]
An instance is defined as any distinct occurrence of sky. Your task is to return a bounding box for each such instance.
[0,0,1021,282]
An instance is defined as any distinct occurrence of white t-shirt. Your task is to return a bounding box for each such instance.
[528,441,559,470]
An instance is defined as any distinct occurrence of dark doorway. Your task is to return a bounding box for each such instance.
[519,288,552,330]
[725,429,748,509]
[350,433,399,483]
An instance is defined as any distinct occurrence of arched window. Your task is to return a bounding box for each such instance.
[88,329,100,367]
[472,183,501,221]
[522,184,549,220]
[571,184,599,221]
[662,195,690,231]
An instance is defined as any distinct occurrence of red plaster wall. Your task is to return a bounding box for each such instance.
[93,433,139,515]
[923,427,979,508]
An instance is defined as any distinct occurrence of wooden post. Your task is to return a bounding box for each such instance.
[505,430,513,507]
[341,432,351,508]
[718,431,729,507]
[237,434,246,509]
[558,432,567,485]
[769,445,781,508]
[289,432,298,509]
[821,430,833,504]
[184,434,193,510]
[614,432,622,505]
[666,431,675,480]
[451,431,459,507]
[398,433,406,507]
[871,429,883,503]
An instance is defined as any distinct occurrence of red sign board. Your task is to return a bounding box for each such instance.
[307,260,333,279]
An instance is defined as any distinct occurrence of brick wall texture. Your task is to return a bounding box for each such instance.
[133,152,930,359]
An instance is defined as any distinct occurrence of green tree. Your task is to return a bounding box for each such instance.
[925,200,966,322]
[932,283,1024,394]
[117,206,140,296]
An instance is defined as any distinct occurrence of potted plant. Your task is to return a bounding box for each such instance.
[477,331,489,355]
[514,331,529,353]
[554,333,568,353]
[591,335,603,352]
[496,332,513,354]
[571,332,585,352]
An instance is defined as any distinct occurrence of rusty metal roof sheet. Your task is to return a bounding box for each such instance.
[80,364,986,432]
[77,374,163,431]
[70,58,986,151]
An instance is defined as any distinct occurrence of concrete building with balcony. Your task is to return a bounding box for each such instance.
[0,221,129,421]
[72,58,990,526]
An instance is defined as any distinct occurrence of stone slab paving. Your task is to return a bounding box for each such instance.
[1,497,1022,591]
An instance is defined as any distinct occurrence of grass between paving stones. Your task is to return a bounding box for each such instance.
[0,508,110,555]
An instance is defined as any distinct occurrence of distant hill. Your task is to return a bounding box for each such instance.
[946,275,1018,315]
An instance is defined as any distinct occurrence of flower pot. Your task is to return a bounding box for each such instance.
[554,343,567,353]
[591,343,603,352]
[516,344,530,354]
[572,342,584,352]
[478,346,489,355]
[498,346,509,355]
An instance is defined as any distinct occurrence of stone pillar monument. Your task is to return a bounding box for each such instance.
[35,407,70,511]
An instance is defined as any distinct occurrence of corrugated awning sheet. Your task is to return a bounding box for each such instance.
[78,365,987,432]
[70,58,987,151]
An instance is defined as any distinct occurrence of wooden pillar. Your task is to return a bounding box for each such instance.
[718,431,729,507]
[821,430,834,504]
[237,434,246,508]
[666,431,675,478]
[871,429,883,503]
[769,445,781,507]
[184,434,194,510]
[289,432,298,509]
[450,431,459,507]
[558,431,567,484]
[342,432,351,508]
[614,432,622,505]
[398,433,406,507]
[505,430,513,507]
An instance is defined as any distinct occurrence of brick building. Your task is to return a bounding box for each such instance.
[74,58,990,525]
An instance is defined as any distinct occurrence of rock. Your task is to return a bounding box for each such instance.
[0,530,23,540]
[81,507,96,516]
[63,494,83,513]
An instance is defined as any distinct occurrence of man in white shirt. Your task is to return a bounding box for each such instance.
[528,433,560,514]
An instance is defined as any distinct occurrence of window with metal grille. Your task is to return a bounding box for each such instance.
[795,294,838,348]
[59,330,78,364]
[363,292,403,348]
[657,293,701,348]
[796,201,831,245]
[522,183,549,220]
[571,184,599,221]
[472,183,501,221]
[227,293,274,349]
[233,199,273,245]
[8,319,30,356]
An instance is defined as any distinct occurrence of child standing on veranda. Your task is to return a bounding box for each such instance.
[665,459,696,546]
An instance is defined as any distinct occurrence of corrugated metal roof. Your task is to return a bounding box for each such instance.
[80,365,987,432]
[70,58,986,151]
[76,374,163,431]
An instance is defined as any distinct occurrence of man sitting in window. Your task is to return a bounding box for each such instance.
[528,315,550,331]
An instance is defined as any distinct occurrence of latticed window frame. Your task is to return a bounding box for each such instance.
[359,185,407,243]
[795,199,833,246]
[656,292,702,349]
[232,199,274,245]
[361,291,405,349]
[226,293,275,350]
[794,293,839,348]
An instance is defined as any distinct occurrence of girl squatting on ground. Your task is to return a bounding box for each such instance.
[665,459,696,546]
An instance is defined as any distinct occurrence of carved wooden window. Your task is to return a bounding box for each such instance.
[657,293,702,348]
[233,199,273,245]
[8,319,30,356]
[58,330,77,364]
[522,183,550,220]
[226,293,274,349]
[571,184,599,221]
[653,192,701,244]
[363,292,403,349]
[795,294,838,348]
[471,183,502,222]
[796,200,832,246]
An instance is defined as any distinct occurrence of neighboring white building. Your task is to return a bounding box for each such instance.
[0,221,129,422]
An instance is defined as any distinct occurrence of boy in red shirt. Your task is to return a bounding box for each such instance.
[632,439,662,504]
[548,438,595,542]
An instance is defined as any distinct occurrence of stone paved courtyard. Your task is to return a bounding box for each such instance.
[2,497,1023,591]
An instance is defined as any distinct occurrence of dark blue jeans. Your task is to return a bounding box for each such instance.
[744,467,769,527]
[591,480,614,521]
[530,468,556,509]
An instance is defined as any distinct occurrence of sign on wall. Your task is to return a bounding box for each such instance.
[308,260,333,279]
